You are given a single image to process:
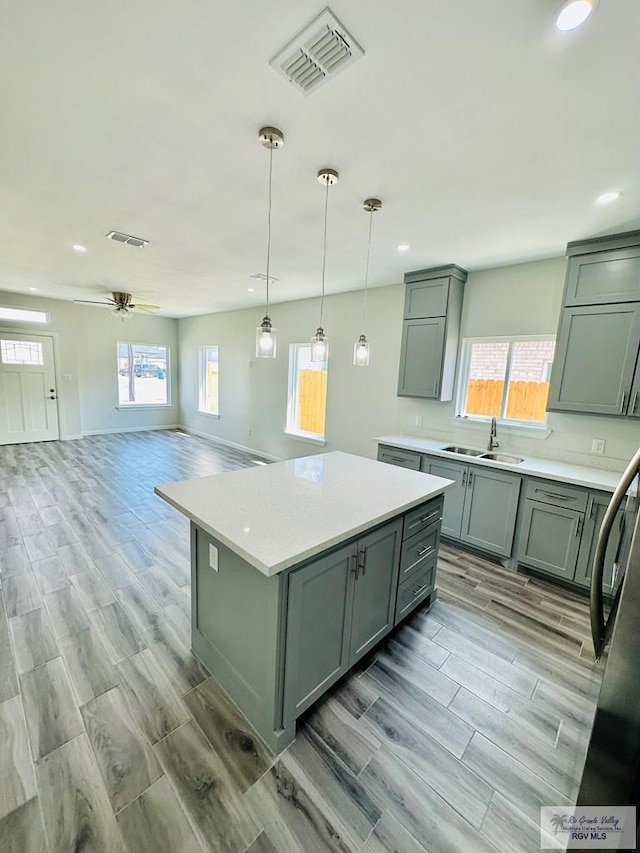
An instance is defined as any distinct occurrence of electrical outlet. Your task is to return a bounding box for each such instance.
[414,415,423,427]
[62,373,72,381]
[591,438,606,455]
[246,427,252,436]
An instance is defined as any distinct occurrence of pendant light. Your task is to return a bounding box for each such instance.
[311,168,339,362]
[255,126,284,358]
[354,198,381,366]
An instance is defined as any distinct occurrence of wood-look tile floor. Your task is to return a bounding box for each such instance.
[0,431,603,853]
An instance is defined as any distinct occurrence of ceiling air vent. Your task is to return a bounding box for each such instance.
[270,7,364,96]
[106,230,150,248]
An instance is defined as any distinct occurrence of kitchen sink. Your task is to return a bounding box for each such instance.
[480,452,524,464]
[441,446,485,457]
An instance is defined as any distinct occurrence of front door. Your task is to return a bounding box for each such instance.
[0,333,59,444]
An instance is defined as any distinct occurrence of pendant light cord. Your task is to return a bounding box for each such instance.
[362,210,373,331]
[320,177,329,328]
[265,144,274,316]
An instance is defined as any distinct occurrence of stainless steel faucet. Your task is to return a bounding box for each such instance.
[488,417,499,451]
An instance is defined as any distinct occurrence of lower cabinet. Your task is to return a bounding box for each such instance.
[282,517,402,727]
[574,493,627,594]
[517,499,583,580]
[424,457,520,557]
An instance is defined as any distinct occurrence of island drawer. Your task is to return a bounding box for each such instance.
[377,446,422,470]
[400,524,439,581]
[395,560,435,624]
[524,479,588,511]
[403,496,443,540]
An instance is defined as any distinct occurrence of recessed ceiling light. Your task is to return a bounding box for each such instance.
[72,244,87,253]
[555,0,595,31]
[397,244,410,253]
[28,287,38,292]
[595,191,621,205]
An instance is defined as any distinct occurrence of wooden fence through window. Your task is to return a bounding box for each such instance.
[298,369,327,436]
[465,379,550,422]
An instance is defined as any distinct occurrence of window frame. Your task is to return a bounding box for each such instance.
[285,342,328,444]
[455,334,555,428]
[198,345,220,418]
[0,305,50,325]
[116,341,171,409]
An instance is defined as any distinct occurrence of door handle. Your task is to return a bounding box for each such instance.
[358,546,367,577]
[350,552,359,576]
[620,391,628,413]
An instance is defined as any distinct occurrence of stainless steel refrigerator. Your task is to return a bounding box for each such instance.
[577,447,640,846]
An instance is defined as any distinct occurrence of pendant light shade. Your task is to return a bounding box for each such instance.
[312,168,339,363]
[353,198,381,366]
[255,126,283,359]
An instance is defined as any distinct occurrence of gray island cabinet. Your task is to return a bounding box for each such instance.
[155,451,451,752]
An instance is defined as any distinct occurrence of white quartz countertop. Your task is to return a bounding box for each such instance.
[376,434,624,492]
[155,451,452,577]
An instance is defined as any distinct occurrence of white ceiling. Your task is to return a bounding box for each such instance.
[0,0,638,318]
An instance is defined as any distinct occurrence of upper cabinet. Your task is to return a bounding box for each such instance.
[548,230,640,417]
[564,234,640,307]
[548,304,640,416]
[397,265,466,401]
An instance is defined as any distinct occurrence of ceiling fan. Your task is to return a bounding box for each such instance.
[74,291,161,319]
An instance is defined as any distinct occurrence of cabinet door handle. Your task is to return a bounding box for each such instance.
[468,471,474,487]
[350,552,359,576]
[587,496,594,519]
[621,391,628,413]
[461,470,467,487]
[632,392,639,414]
[416,545,434,557]
[358,546,367,577]
[575,515,583,537]
[386,454,409,465]
[413,583,429,597]
[433,380,439,397]
[539,491,570,501]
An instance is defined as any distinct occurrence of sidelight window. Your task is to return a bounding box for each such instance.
[286,343,328,441]
[198,346,219,417]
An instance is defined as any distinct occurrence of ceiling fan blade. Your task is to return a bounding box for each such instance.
[131,304,161,314]
[73,299,116,306]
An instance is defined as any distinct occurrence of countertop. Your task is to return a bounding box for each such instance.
[155,450,452,577]
[376,434,624,492]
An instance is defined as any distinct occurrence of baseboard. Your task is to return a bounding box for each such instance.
[83,424,181,437]
[61,434,84,441]
[177,424,282,462]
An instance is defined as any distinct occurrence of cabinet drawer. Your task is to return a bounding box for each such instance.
[400,524,439,581]
[377,446,421,471]
[403,496,444,540]
[524,479,588,512]
[395,560,434,624]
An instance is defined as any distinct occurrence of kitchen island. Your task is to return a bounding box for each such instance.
[155,450,452,751]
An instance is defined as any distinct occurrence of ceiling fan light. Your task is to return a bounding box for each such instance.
[111,306,132,320]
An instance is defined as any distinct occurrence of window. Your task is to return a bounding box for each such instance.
[457,336,556,425]
[198,346,219,416]
[0,306,49,324]
[117,342,169,406]
[1,340,44,365]
[286,343,328,441]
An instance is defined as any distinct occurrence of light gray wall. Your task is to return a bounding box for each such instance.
[0,290,179,437]
[178,255,640,472]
